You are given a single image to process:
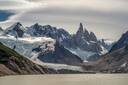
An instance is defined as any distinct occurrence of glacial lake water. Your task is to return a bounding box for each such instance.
[0,74,128,85]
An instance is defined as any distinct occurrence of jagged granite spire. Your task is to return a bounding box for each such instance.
[77,22,84,34]
[75,23,84,37]
[74,23,84,44]
[90,32,97,41]
[83,27,90,41]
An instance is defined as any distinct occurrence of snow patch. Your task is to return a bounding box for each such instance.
[121,62,127,67]
[67,48,96,60]
[100,45,108,54]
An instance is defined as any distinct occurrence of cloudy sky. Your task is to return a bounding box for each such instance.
[0,0,128,40]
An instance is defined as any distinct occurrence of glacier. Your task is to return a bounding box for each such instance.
[0,35,55,58]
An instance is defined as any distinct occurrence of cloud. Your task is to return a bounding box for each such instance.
[0,0,46,27]
[0,0,128,40]
[28,0,128,12]
[0,0,42,10]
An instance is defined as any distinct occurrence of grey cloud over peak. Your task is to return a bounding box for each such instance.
[0,0,128,40]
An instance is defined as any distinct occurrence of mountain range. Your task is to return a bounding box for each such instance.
[0,22,113,61]
[1,22,128,75]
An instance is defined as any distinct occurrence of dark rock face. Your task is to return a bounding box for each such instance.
[5,22,25,37]
[75,23,84,44]
[83,29,90,41]
[74,23,85,48]
[0,27,3,32]
[110,31,128,52]
[0,27,4,35]
[33,42,83,65]
[90,32,97,41]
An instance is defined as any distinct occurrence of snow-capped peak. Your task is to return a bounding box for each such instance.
[6,22,25,31]
[5,22,25,37]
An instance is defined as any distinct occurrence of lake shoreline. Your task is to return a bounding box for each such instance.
[0,73,128,78]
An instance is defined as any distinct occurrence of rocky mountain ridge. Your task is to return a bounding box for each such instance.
[0,22,112,61]
[110,31,128,52]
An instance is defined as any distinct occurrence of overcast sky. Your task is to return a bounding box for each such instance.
[0,0,128,40]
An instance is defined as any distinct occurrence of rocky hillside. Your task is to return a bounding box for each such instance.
[0,42,58,76]
[94,45,128,73]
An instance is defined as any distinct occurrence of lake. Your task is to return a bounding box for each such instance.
[0,74,128,85]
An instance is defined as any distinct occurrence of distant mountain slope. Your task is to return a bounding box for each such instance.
[110,31,128,52]
[33,42,83,65]
[95,45,128,73]
[0,42,57,76]
[5,22,25,37]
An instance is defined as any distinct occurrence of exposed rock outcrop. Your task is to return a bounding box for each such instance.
[5,22,25,37]
[33,42,83,65]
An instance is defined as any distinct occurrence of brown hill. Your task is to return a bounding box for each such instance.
[0,42,57,76]
[94,46,128,73]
